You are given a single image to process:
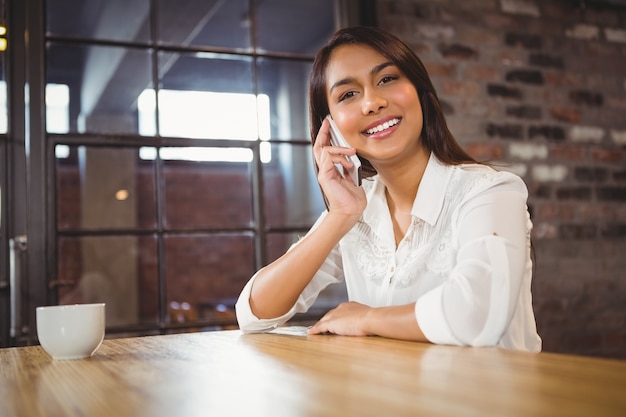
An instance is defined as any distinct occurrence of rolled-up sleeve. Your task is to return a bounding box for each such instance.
[235,214,345,333]
[415,175,530,347]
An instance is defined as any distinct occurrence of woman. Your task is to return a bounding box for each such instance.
[235,26,541,352]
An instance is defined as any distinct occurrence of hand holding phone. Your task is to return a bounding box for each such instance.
[326,115,362,186]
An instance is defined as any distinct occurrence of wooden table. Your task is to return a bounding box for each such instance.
[1,329,625,417]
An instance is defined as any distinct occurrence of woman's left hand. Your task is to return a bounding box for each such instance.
[307,301,372,336]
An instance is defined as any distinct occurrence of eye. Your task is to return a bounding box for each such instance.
[378,75,398,85]
[338,90,357,102]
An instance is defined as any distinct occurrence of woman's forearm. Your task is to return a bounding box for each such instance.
[249,212,358,319]
[364,304,429,342]
[307,301,429,342]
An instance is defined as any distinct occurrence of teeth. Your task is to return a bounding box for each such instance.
[366,118,400,134]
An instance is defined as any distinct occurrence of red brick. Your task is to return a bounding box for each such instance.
[586,41,623,58]
[544,72,584,87]
[607,95,626,109]
[456,26,501,46]
[463,64,501,81]
[542,1,576,19]
[576,204,617,221]
[465,142,504,161]
[550,107,582,123]
[440,79,481,97]
[424,62,456,77]
[584,8,621,27]
[407,41,433,56]
[482,12,521,29]
[549,145,587,161]
[497,49,526,66]
[439,43,478,59]
[537,203,576,220]
[592,148,624,164]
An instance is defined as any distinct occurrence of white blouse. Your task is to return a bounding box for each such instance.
[236,154,542,352]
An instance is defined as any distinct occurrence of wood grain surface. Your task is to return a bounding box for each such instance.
[1,330,625,417]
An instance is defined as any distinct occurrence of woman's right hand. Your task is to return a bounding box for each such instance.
[245,119,367,322]
[313,118,367,223]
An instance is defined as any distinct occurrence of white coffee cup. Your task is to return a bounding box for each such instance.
[36,303,106,360]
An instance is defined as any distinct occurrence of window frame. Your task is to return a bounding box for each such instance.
[45,0,337,336]
[1,0,368,345]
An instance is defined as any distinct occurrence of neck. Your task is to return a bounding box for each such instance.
[379,148,429,247]
[378,147,430,212]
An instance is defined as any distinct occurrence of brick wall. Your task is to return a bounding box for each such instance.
[378,0,626,359]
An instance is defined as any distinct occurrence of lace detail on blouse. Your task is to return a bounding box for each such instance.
[344,221,393,282]
[425,228,454,274]
[343,165,514,288]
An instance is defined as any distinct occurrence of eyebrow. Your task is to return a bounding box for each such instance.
[329,61,395,94]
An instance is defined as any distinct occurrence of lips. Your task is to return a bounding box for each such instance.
[363,117,401,135]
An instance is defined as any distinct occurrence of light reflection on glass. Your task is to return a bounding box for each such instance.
[46,84,70,133]
[138,89,272,162]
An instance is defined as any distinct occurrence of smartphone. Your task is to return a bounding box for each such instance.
[326,115,362,186]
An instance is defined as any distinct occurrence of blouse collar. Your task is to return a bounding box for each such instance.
[363,153,453,227]
[410,153,453,226]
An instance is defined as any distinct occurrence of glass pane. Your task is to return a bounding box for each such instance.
[162,152,253,229]
[0,9,6,134]
[157,0,249,50]
[257,58,312,141]
[157,51,254,138]
[46,42,153,135]
[264,143,325,229]
[266,231,301,265]
[46,0,151,43]
[256,0,335,54]
[0,142,4,229]
[56,145,157,230]
[57,235,158,327]
[164,233,254,324]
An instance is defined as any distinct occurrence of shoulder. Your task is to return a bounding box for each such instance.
[450,163,528,199]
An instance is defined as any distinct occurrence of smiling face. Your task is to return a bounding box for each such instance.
[325,43,425,169]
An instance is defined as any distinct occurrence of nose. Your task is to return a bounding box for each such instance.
[361,89,388,115]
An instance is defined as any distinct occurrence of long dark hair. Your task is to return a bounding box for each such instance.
[309,26,477,178]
